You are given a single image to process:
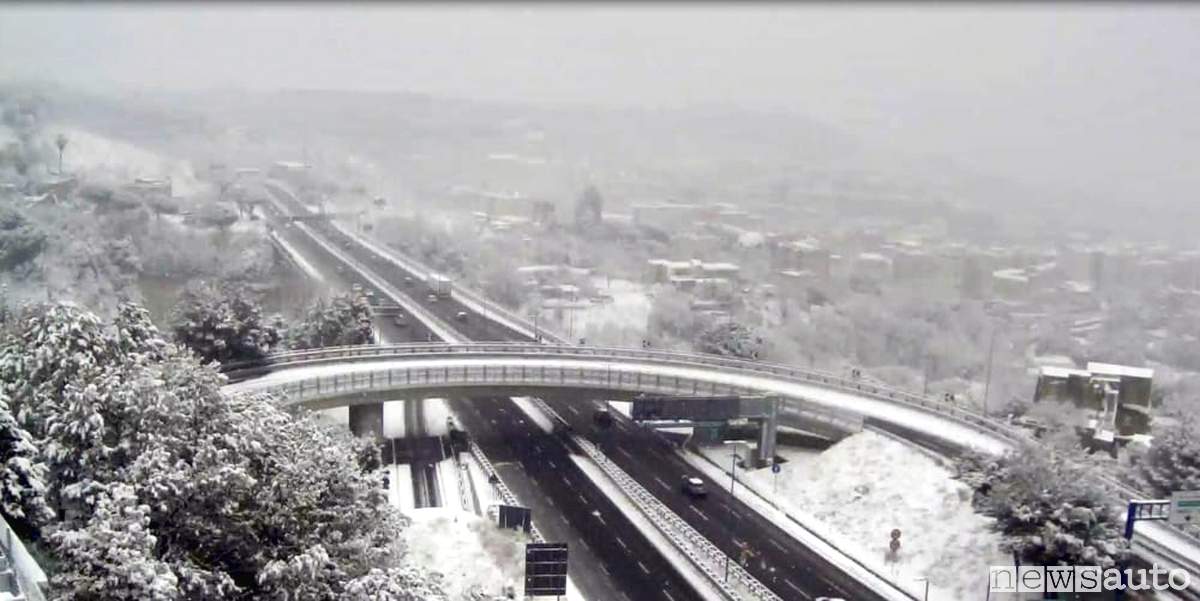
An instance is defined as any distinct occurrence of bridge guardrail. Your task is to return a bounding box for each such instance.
[530,398,772,601]
[225,342,1200,554]
[261,181,1199,557]
[467,440,544,544]
[325,220,569,343]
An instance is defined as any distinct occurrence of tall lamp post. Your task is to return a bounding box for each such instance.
[982,326,998,416]
[722,441,742,583]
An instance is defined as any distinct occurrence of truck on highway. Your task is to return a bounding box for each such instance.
[428,274,453,299]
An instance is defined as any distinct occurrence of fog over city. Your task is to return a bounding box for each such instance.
[4,4,1200,211]
[0,4,1199,601]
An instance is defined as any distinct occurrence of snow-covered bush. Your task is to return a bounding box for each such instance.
[954,444,1128,567]
[288,292,375,350]
[0,300,445,599]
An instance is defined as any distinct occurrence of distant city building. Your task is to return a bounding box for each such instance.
[631,202,705,232]
[851,252,892,282]
[645,258,741,285]
[772,238,831,280]
[1034,362,1154,437]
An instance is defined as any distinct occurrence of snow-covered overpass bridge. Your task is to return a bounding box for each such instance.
[222,341,1200,598]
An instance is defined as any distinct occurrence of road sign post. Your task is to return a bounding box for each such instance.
[1117,499,1172,600]
[498,504,533,534]
[524,543,568,598]
[771,461,781,495]
[1170,490,1200,526]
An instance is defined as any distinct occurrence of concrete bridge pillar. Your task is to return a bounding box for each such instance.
[348,403,385,439]
[755,396,780,467]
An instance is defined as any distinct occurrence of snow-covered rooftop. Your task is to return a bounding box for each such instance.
[1087,362,1154,380]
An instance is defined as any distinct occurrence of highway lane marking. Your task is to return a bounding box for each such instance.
[615,537,629,551]
[661,590,676,601]
[688,506,710,522]
[601,564,611,575]
[595,514,607,526]
[567,405,580,416]
[769,538,788,552]
[783,579,811,600]
[545,495,555,507]
[637,561,650,575]
[652,476,670,491]
[615,447,635,460]
[548,460,557,469]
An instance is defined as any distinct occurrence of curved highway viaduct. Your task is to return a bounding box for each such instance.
[223,342,1200,601]
[254,179,1200,600]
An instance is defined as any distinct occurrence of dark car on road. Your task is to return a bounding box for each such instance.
[592,408,614,429]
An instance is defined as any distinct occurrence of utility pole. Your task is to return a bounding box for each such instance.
[723,443,741,584]
[982,327,998,416]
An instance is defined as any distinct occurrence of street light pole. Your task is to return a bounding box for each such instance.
[982,326,998,416]
[723,443,741,584]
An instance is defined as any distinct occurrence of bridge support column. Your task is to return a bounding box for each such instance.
[755,396,780,467]
[348,402,385,439]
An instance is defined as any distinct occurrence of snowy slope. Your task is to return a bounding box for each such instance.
[699,431,1007,601]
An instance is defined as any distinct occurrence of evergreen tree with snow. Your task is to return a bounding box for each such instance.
[169,282,283,365]
[955,444,1128,568]
[0,300,447,599]
[288,291,375,350]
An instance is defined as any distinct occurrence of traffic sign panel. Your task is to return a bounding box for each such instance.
[525,543,568,597]
[1170,491,1200,526]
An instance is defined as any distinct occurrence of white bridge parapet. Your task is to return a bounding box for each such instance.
[223,342,1200,592]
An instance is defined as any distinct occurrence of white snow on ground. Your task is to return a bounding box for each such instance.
[435,456,465,513]
[423,398,451,436]
[382,401,406,439]
[465,455,495,512]
[313,407,348,426]
[576,278,653,336]
[53,125,207,196]
[608,400,632,420]
[510,397,555,434]
[270,233,327,283]
[393,464,415,513]
[697,431,1008,601]
[401,507,527,600]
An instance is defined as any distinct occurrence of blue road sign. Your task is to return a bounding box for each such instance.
[772,463,782,474]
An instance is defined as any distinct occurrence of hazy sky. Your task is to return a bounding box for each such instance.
[3,3,1199,205]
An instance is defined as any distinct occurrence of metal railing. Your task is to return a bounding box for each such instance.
[326,220,568,343]
[467,440,544,544]
[223,342,1200,562]
[530,399,774,601]
[260,180,1200,569]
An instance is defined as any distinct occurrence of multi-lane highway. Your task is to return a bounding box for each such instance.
[455,396,705,601]
[262,182,905,601]
[264,186,666,600]
[541,396,879,601]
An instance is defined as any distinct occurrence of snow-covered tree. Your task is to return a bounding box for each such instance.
[955,444,1128,567]
[49,484,180,601]
[288,292,375,350]
[0,300,442,598]
[1129,415,1200,497]
[169,283,283,365]
[696,321,763,360]
[0,208,47,272]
